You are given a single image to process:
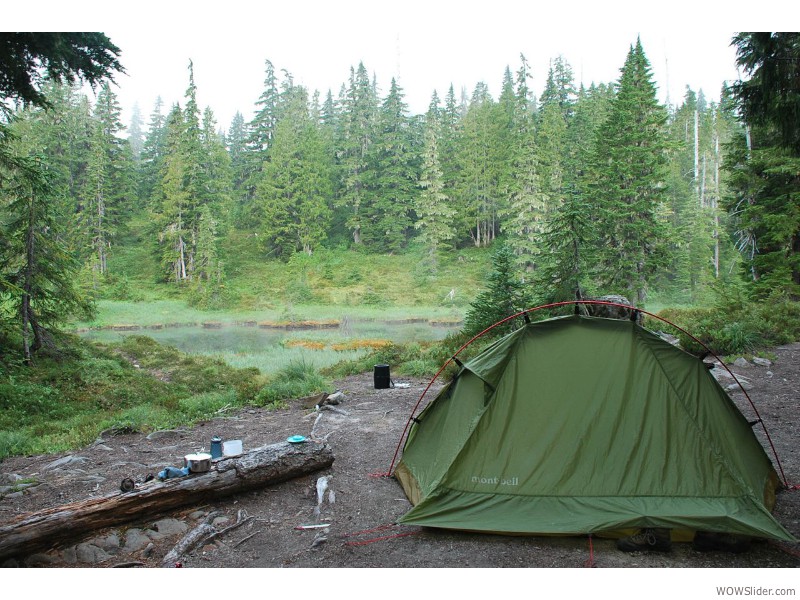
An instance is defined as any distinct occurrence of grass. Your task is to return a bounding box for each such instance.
[0,335,271,459]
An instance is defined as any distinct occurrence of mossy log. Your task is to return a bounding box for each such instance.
[0,441,333,560]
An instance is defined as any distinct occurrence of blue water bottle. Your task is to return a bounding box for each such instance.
[210,436,222,459]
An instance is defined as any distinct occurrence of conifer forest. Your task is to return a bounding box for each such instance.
[1,32,799,364]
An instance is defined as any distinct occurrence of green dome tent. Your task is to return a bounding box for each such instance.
[394,314,795,542]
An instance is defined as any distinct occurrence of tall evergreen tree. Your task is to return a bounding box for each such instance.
[139,97,167,208]
[365,77,416,251]
[256,86,334,257]
[415,96,456,254]
[82,82,131,277]
[0,155,94,363]
[587,39,670,305]
[503,54,547,271]
[226,110,250,212]
[726,33,800,296]
[337,62,378,245]
[127,103,144,161]
[155,103,194,283]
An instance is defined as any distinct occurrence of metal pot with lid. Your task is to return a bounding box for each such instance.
[184,452,212,473]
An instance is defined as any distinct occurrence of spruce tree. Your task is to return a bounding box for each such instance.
[366,77,416,252]
[587,39,670,306]
[415,98,456,253]
[337,62,378,245]
[463,243,530,338]
[0,156,94,363]
[503,55,547,271]
[726,32,800,297]
[256,86,333,257]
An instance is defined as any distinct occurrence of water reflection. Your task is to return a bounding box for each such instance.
[80,320,458,355]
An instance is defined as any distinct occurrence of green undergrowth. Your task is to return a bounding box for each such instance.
[0,335,274,459]
[650,290,800,357]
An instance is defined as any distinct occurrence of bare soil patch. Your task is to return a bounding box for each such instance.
[1,345,799,570]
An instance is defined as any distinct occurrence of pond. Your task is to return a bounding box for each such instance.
[79,319,461,375]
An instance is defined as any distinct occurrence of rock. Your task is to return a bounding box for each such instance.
[585,295,642,322]
[145,429,186,441]
[61,546,78,564]
[75,542,112,564]
[1,558,20,568]
[0,473,25,485]
[710,367,733,380]
[147,518,188,540]
[89,532,121,553]
[25,553,55,566]
[122,528,152,553]
[752,357,773,367]
[733,357,750,367]
[212,516,231,528]
[726,378,753,392]
[42,455,89,471]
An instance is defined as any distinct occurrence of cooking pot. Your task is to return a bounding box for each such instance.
[184,452,212,473]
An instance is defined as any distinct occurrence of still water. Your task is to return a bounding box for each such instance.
[79,319,460,373]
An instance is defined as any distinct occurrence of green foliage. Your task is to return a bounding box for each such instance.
[255,359,329,408]
[178,389,238,420]
[586,38,670,306]
[0,33,123,112]
[463,243,531,338]
[726,33,800,298]
[0,334,266,459]
[654,287,800,356]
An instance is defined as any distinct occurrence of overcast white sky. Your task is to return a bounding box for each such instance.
[8,1,800,133]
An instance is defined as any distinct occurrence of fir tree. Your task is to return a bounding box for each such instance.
[415,99,456,253]
[587,39,670,306]
[365,77,416,252]
[337,62,378,245]
[0,155,94,363]
[463,243,530,338]
[726,32,800,296]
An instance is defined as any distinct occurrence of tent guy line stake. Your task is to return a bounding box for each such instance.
[386,300,790,488]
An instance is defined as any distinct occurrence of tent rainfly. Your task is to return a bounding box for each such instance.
[394,315,795,542]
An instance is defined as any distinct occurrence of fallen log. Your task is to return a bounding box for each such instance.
[0,441,333,561]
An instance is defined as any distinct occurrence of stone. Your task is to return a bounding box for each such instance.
[726,378,753,392]
[75,542,112,564]
[123,528,152,553]
[212,516,231,528]
[145,429,186,441]
[25,553,56,566]
[733,357,749,367]
[42,455,89,471]
[147,518,188,540]
[61,546,77,565]
[585,295,642,322]
[89,532,121,553]
[752,357,773,367]
[0,473,25,485]
[711,367,733,380]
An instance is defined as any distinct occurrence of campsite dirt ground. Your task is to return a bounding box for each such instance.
[1,344,799,570]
